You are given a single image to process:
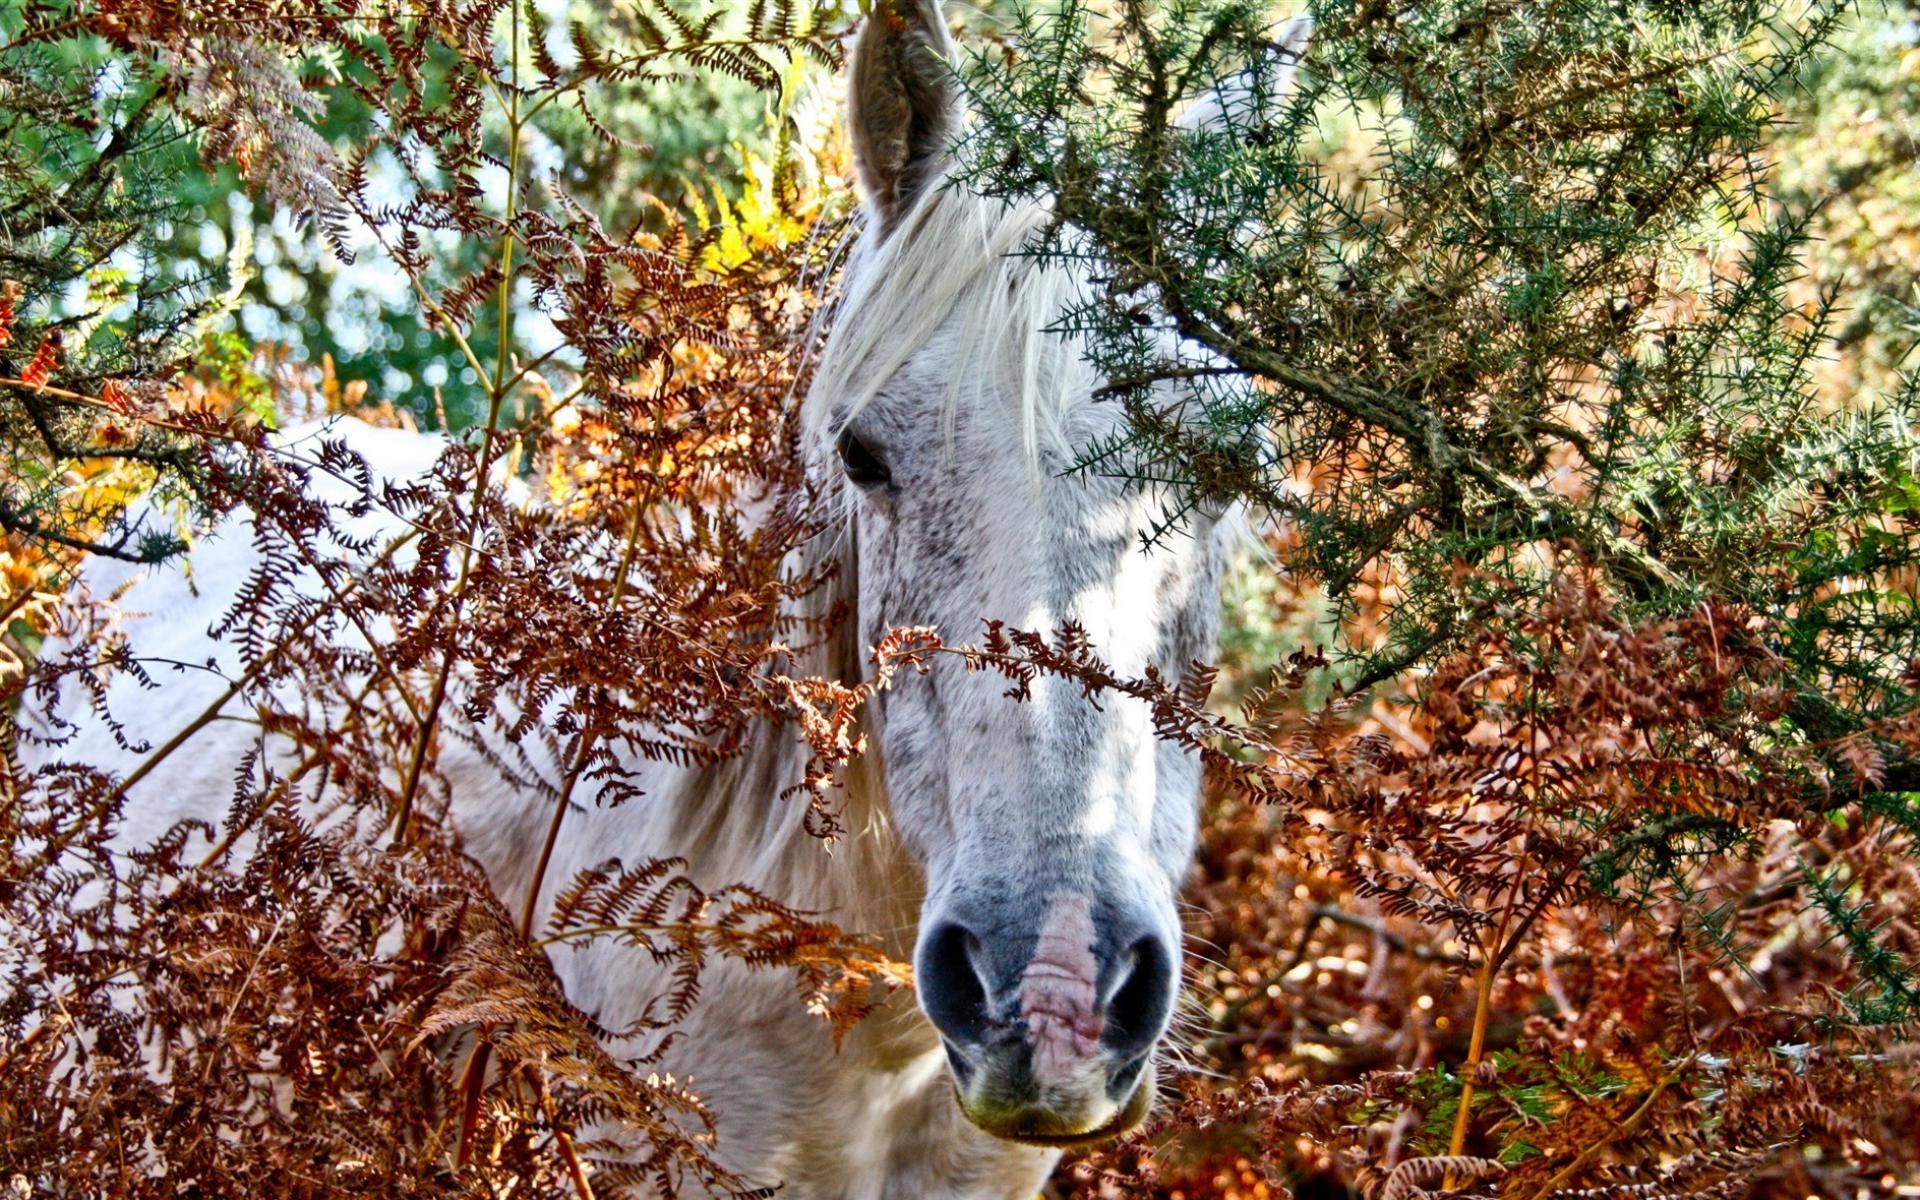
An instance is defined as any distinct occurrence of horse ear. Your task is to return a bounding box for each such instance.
[848,0,961,231]
[1174,15,1312,135]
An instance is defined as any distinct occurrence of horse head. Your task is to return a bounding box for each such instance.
[804,0,1308,1145]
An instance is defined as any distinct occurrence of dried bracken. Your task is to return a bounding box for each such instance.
[1022,572,1920,1197]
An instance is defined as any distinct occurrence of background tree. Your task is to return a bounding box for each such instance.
[0,9,224,579]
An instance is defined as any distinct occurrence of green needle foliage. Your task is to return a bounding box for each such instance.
[954,0,1920,782]
[954,8,1920,1174]
[0,10,222,568]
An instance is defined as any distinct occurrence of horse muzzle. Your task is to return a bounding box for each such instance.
[915,889,1176,1145]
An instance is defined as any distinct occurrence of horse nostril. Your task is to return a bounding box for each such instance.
[918,920,993,1047]
[1102,933,1175,1061]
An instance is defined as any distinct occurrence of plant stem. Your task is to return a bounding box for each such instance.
[517,504,646,940]
[537,1073,596,1200]
[0,377,249,442]
[451,12,530,1169]
[392,2,526,847]
[453,1037,493,1170]
[26,530,417,872]
[1447,877,1524,1160]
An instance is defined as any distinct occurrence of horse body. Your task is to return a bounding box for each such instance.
[18,4,1310,1194]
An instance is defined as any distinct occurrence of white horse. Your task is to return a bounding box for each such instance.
[18,4,1307,1195]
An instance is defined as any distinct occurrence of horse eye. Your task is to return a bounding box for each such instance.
[837,430,891,488]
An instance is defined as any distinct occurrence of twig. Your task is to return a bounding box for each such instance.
[1205,904,1468,1044]
[1315,904,1469,962]
[0,377,250,443]
[453,16,528,1168]
[1447,872,1527,1162]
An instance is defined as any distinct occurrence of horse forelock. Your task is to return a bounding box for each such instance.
[803,180,1094,466]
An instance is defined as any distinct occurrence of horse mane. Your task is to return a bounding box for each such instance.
[645,505,925,949]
